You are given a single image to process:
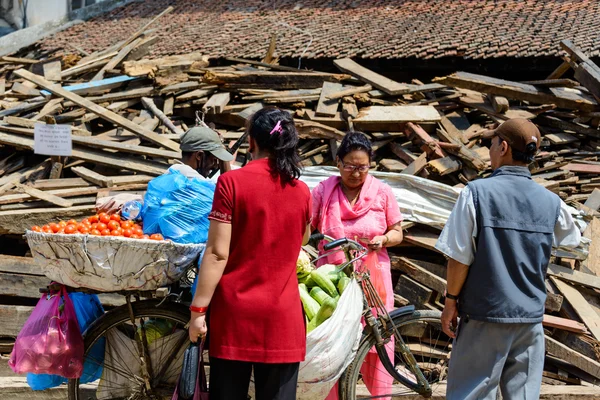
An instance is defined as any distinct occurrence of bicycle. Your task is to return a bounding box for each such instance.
[65,277,199,400]
[309,233,452,399]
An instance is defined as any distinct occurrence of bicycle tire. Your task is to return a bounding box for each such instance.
[339,309,449,399]
[68,299,191,400]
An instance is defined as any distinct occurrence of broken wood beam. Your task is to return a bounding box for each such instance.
[13,183,73,208]
[141,96,184,135]
[14,69,180,152]
[71,166,114,188]
[202,70,350,90]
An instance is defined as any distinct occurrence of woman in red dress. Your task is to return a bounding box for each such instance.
[188,107,311,400]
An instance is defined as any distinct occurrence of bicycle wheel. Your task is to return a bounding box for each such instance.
[68,299,199,400]
[339,310,451,399]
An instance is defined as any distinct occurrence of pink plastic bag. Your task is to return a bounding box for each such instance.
[363,251,387,304]
[9,286,84,378]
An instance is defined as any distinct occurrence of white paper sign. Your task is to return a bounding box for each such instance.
[34,123,72,156]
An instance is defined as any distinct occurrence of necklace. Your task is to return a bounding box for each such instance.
[342,183,362,205]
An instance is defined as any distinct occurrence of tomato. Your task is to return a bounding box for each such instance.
[111,228,123,237]
[120,220,134,229]
[64,225,77,234]
[89,215,99,223]
[101,229,111,236]
[67,219,78,226]
[122,228,133,238]
[96,222,107,231]
[150,233,164,241]
[78,225,90,234]
[58,221,67,228]
[31,226,42,232]
[141,234,150,240]
[42,227,53,234]
[90,223,98,230]
[57,229,65,234]
[81,218,92,226]
[133,226,143,236]
[90,229,101,236]
[107,220,120,231]
[99,213,111,224]
[110,214,121,221]
[48,223,60,233]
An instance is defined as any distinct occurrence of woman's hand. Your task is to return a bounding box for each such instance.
[368,235,388,251]
[188,312,207,342]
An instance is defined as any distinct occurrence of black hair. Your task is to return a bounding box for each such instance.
[496,137,537,164]
[336,131,373,161]
[181,151,195,161]
[247,107,301,183]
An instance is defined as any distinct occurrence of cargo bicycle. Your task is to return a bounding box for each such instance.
[310,233,452,399]
[63,234,451,400]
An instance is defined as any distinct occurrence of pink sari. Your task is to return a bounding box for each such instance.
[312,175,402,400]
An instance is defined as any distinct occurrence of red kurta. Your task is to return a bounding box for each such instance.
[207,159,311,363]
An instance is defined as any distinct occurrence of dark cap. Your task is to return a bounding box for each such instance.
[482,118,541,153]
[179,127,234,162]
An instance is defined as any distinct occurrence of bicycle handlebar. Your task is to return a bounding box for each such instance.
[323,238,349,251]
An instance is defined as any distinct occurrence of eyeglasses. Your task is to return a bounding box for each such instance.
[340,161,370,173]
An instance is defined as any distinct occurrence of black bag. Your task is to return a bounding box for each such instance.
[178,341,200,399]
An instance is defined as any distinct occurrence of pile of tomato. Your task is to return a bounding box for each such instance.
[30,213,164,240]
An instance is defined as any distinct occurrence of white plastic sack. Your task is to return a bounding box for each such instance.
[97,328,186,400]
[296,278,363,399]
[26,231,204,292]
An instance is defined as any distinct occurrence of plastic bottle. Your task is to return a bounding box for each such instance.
[121,200,143,221]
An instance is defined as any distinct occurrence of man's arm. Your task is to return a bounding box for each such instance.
[554,201,581,249]
[442,258,470,338]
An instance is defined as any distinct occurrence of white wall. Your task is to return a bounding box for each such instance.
[1,0,110,29]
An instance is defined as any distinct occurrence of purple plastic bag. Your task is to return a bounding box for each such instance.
[9,286,84,378]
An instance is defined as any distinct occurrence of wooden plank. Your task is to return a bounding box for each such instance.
[547,60,572,80]
[295,119,346,140]
[435,72,598,112]
[30,98,63,121]
[13,69,180,152]
[10,82,40,97]
[354,106,441,131]
[304,110,347,130]
[546,133,580,145]
[394,257,446,293]
[33,177,90,190]
[315,82,343,117]
[403,227,440,252]
[0,78,4,95]
[427,156,461,176]
[176,88,216,102]
[584,189,600,211]
[379,158,407,172]
[563,163,600,174]
[203,70,350,89]
[553,331,600,363]
[333,58,411,95]
[548,263,600,291]
[225,57,313,73]
[0,305,34,338]
[325,84,372,101]
[241,88,320,101]
[406,122,446,159]
[44,75,139,97]
[42,61,62,81]
[489,95,509,113]
[0,100,48,118]
[91,37,143,81]
[551,277,600,341]
[546,291,564,313]
[390,142,418,164]
[545,335,600,379]
[71,166,114,188]
[13,183,73,208]
[0,184,146,205]
[1,196,96,211]
[0,125,180,160]
[163,96,174,116]
[401,152,428,176]
[394,275,433,307]
[202,92,231,114]
[0,131,166,175]
[543,314,589,334]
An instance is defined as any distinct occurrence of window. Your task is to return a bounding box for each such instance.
[71,0,96,11]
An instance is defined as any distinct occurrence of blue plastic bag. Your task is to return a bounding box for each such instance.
[27,293,105,390]
[142,170,215,244]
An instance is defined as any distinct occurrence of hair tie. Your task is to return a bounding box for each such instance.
[269,121,283,135]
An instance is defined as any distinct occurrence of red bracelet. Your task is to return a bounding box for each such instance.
[190,305,208,313]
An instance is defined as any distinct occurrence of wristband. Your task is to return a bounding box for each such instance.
[445,292,459,301]
[190,305,208,313]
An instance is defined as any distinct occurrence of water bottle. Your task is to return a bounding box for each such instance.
[121,200,143,221]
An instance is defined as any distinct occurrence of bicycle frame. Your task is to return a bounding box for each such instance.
[313,235,433,397]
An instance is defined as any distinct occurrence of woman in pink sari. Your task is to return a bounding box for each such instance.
[312,131,403,400]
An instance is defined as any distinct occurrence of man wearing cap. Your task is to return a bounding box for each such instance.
[97,126,233,213]
[435,118,581,399]
[170,126,233,179]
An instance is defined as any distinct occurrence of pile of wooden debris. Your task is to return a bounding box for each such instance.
[1,17,600,394]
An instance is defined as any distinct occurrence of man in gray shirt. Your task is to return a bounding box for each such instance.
[435,118,581,400]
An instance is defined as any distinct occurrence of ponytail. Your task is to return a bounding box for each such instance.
[247,107,301,183]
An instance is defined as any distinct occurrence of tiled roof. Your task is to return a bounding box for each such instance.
[38,0,600,60]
